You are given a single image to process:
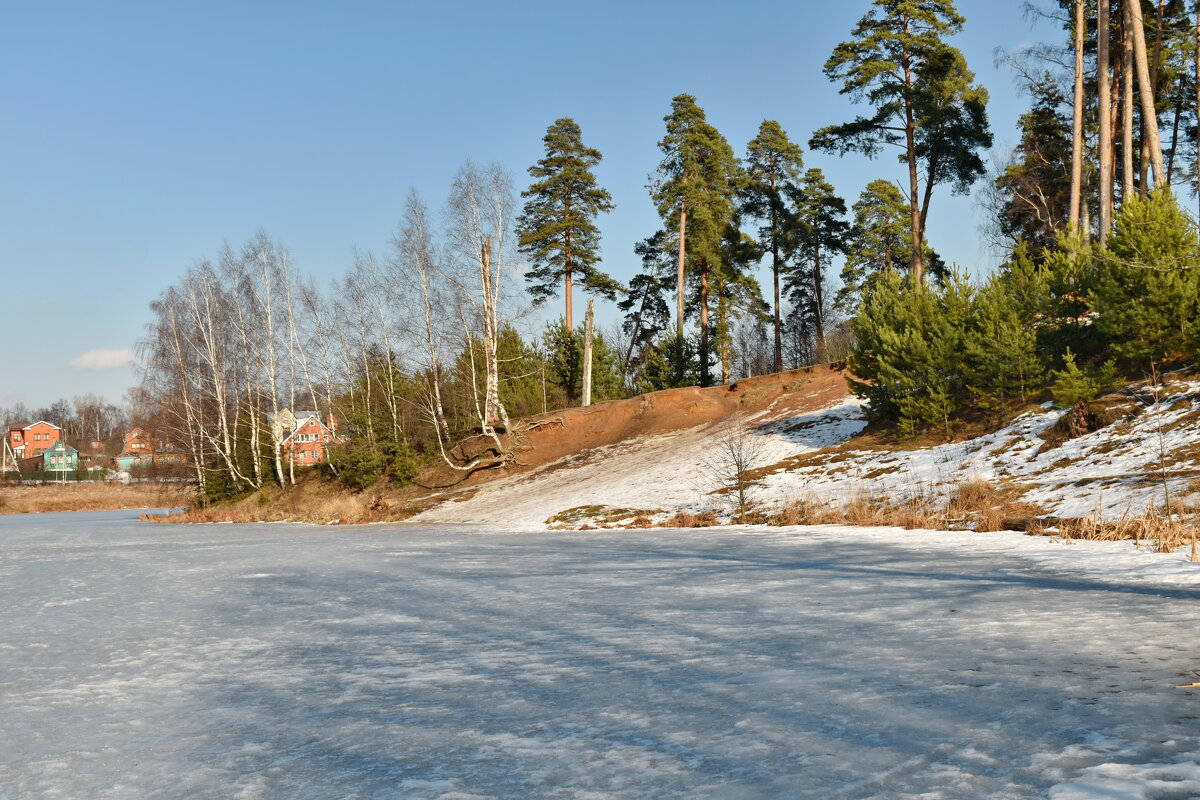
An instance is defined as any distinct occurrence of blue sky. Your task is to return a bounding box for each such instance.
[0,1,1057,410]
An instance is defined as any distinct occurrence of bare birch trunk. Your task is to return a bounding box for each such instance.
[582,298,594,407]
[479,239,508,431]
[254,238,287,490]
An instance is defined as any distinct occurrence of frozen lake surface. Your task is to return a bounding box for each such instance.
[2,510,1199,799]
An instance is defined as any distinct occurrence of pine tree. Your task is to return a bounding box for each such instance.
[993,75,1073,258]
[836,179,943,315]
[649,94,740,386]
[637,332,699,393]
[785,168,849,362]
[962,273,1047,415]
[496,326,543,418]
[849,270,972,437]
[517,118,618,330]
[542,320,623,406]
[1050,348,1119,406]
[812,0,991,285]
[619,231,676,383]
[742,120,805,371]
[1090,187,1200,364]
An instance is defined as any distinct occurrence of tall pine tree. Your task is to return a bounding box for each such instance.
[785,168,849,362]
[811,0,991,285]
[619,231,676,384]
[649,94,739,386]
[517,118,619,330]
[742,120,805,372]
[836,179,943,315]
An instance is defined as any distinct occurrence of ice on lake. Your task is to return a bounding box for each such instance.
[2,510,1199,799]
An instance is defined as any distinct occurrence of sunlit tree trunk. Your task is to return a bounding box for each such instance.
[1099,0,1115,242]
[1122,4,1136,197]
[1128,0,1166,186]
[582,299,594,407]
[1069,0,1085,230]
[676,202,687,338]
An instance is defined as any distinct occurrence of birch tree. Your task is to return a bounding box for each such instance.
[444,161,520,467]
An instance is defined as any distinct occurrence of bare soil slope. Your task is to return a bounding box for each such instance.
[418,363,850,491]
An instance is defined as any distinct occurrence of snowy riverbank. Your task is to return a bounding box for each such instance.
[414,379,1200,529]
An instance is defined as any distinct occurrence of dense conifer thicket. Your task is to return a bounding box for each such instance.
[851,189,1200,435]
[134,0,1200,500]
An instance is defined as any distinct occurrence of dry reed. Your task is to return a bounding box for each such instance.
[764,479,1044,532]
[0,482,195,515]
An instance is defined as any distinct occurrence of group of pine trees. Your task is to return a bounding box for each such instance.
[856,0,1200,436]
[517,105,851,393]
[514,0,1003,400]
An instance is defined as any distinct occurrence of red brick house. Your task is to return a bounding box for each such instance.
[280,411,340,465]
[117,428,155,470]
[6,421,62,459]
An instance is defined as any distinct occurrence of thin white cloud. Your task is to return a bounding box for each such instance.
[70,348,135,370]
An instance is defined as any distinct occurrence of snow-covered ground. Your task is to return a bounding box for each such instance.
[414,380,1200,528]
[2,510,1198,798]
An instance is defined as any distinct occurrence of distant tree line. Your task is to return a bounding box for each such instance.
[0,395,128,453]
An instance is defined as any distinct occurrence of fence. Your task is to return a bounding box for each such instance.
[0,469,108,484]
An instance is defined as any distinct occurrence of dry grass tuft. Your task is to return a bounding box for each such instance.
[657,510,720,528]
[1040,503,1200,554]
[764,479,1044,532]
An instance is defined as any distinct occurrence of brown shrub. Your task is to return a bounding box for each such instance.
[658,510,720,528]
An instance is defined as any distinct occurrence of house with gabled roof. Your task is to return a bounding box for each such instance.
[280,411,341,465]
[43,441,79,472]
[116,427,154,470]
[5,422,62,460]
